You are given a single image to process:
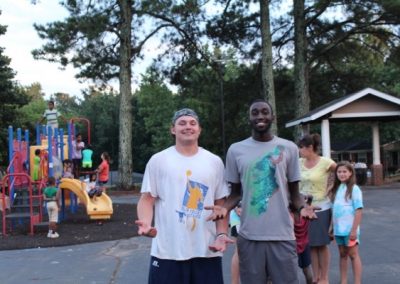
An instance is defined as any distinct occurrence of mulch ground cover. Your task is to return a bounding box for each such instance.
[0,192,139,251]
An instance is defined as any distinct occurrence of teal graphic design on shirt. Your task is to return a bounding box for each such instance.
[244,145,284,216]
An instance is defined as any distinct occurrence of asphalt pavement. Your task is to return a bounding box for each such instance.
[1,184,399,284]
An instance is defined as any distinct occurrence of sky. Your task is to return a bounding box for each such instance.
[0,1,294,99]
[1,0,87,98]
[0,0,158,99]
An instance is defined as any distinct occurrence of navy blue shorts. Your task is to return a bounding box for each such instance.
[298,244,311,268]
[148,256,223,284]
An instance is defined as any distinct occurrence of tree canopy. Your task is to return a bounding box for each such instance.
[0,22,29,162]
[1,0,400,177]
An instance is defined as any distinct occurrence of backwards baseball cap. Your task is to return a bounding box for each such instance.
[172,108,199,124]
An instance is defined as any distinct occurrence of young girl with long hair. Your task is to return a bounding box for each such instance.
[96,152,110,187]
[329,161,363,284]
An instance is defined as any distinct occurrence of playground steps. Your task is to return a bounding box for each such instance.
[2,186,43,232]
[4,212,33,219]
[1,173,44,236]
[9,195,42,214]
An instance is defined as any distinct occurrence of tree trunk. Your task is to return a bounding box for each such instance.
[117,0,133,189]
[259,0,277,135]
[293,0,310,139]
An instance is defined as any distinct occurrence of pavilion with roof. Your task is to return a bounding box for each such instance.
[286,87,400,185]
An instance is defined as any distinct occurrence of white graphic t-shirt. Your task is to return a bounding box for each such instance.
[141,146,229,260]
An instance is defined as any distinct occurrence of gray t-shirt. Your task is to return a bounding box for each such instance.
[225,136,301,241]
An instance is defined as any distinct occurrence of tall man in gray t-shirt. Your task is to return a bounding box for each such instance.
[207,99,317,284]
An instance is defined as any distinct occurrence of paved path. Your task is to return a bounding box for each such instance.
[1,185,399,283]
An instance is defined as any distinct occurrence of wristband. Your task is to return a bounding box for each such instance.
[297,205,305,214]
[216,233,228,238]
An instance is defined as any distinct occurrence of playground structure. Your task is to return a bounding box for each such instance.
[1,119,113,236]
[59,178,113,220]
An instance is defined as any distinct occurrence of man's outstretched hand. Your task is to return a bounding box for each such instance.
[204,205,228,221]
[300,205,320,219]
[209,234,235,252]
[135,220,157,238]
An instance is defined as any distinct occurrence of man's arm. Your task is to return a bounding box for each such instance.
[135,193,157,237]
[208,197,235,252]
[215,198,229,235]
[288,181,317,219]
[224,182,242,212]
[206,182,242,221]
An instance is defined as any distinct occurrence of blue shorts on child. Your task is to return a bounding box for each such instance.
[298,243,311,268]
[335,235,359,247]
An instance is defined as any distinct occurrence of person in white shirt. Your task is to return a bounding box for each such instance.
[136,108,232,284]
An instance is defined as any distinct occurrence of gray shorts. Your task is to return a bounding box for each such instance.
[309,209,331,246]
[237,235,299,284]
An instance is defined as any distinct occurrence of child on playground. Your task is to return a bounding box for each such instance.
[329,161,363,284]
[96,152,110,189]
[87,173,102,198]
[62,159,74,179]
[43,176,61,238]
[82,144,93,171]
[289,195,314,284]
[32,149,41,181]
[86,173,105,226]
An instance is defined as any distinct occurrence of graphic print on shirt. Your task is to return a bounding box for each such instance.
[244,145,284,216]
[176,170,209,231]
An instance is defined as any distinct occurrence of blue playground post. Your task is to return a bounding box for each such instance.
[36,124,41,146]
[54,128,59,157]
[41,124,47,137]
[8,126,14,200]
[17,128,22,152]
[59,128,64,162]
[47,126,53,178]
[65,122,78,214]
[68,122,73,160]
[8,126,13,174]
[25,129,29,174]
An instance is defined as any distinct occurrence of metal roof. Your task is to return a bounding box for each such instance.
[286,87,400,128]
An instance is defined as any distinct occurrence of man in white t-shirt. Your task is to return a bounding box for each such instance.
[207,99,318,284]
[39,100,65,133]
[136,108,232,284]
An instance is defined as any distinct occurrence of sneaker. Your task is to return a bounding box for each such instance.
[47,232,52,238]
[51,232,60,238]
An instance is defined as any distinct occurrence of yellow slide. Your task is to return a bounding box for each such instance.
[59,178,113,220]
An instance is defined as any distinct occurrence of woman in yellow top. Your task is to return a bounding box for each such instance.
[298,134,336,284]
